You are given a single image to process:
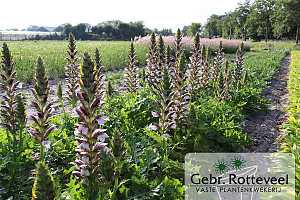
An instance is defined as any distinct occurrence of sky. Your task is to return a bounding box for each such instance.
[0,0,244,31]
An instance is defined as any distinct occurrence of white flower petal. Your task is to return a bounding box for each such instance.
[98,133,109,142]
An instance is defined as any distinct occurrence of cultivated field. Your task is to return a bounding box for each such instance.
[0,34,297,199]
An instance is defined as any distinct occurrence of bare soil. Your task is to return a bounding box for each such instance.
[242,53,291,152]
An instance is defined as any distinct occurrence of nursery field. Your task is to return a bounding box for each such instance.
[5,40,148,82]
[6,37,252,83]
[0,32,297,199]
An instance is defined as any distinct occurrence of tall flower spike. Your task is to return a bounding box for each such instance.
[29,56,56,160]
[169,53,190,130]
[173,29,184,60]
[150,41,174,143]
[165,45,173,69]
[0,43,21,137]
[158,35,165,67]
[94,48,106,99]
[188,33,201,97]
[146,31,160,89]
[211,42,224,99]
[218,60,232,101]
[199,45,211,89]
[124,42,139,93]
[72,52,109,193]
[32,161,57,200]
[233,42,245,89]
[65,33,80,108]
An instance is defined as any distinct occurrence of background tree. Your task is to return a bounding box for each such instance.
[222,12,237,39]
[62,23,73,39]
[205,14,223,38]
[186,22,202,37]
[159,28,173,36]
[182,25,188,36]
[272,0,300,43]
[248,0,275,42]
[232,0,251,40]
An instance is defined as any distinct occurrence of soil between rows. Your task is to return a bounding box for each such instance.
[242,53,291,152]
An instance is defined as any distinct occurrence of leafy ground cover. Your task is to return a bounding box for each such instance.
[280,46,300,198]
[0,35,294,199]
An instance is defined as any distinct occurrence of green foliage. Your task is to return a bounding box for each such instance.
[272,0,300,43]
[107,79,114,97]
[280,50,300,197]
[186,22,202,37]
[0,38,294,199]
[32,161,57,200]
[16,95,26,130]
[6,41,148,83]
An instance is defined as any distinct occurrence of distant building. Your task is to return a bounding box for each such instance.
[37,25,64,32]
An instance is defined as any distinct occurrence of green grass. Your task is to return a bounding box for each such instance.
[4,41,148,82]
[251,41,295,51]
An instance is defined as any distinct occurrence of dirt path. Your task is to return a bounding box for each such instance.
[19,77,126,117]
[242,53,291,152]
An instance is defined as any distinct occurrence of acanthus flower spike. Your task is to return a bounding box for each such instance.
[29,56,56,160]
[65,33,80,108]
[72,52,109,194]
[125,41,139,92]
[0,43,23,141]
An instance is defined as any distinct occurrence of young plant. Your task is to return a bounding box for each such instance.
[65,33,80,108]
[32,161,57,200]
[72,52,110,199]
[107,79,114,98]
[125,42,139,93]
[108,129,127,199]
[16,95,26,148]
[57,82,66,116]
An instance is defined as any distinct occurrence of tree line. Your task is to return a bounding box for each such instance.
[26,0,299,43]
[204,0,300,43]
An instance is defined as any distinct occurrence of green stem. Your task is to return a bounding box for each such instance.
[18,126,24,150]
[60,99,66,116]
[111,177,119,200]
[40,143,45,161]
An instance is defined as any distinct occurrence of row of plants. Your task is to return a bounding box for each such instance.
[280,48,300,198]
[0,32,290,199]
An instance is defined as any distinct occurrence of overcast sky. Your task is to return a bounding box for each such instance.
[0,0,245,31]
